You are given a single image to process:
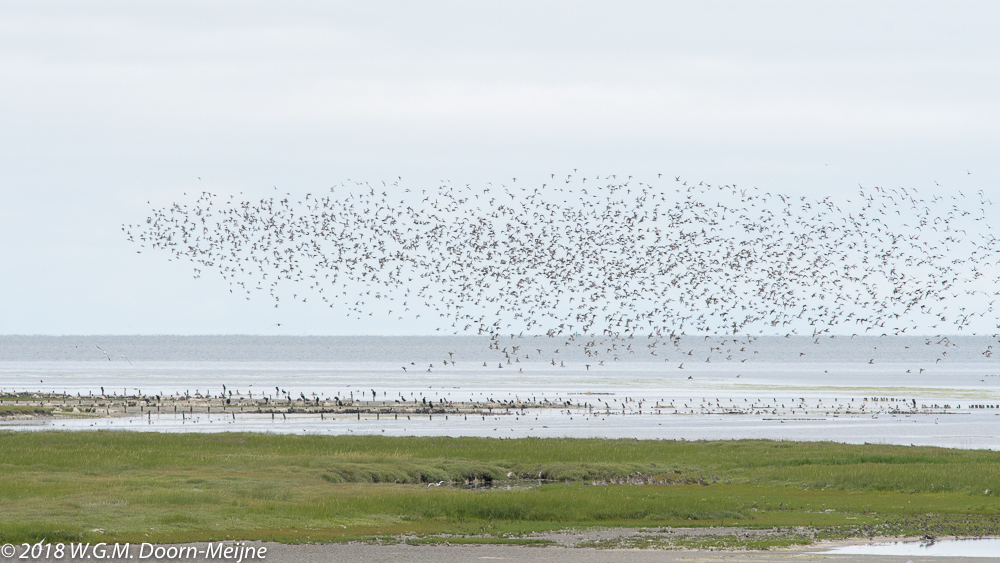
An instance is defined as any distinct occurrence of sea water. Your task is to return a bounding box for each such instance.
[817,537,1000,558]
[2,335,999,446]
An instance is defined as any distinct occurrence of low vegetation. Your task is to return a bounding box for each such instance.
[2,432,1000,547]
[0,405,52,417]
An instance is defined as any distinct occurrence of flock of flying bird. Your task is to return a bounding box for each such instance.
[125,173,1000,364]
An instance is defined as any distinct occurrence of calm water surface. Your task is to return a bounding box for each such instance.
[3,335,999,446]
[818,537,1000,558]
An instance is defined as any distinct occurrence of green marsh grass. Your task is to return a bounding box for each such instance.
[2,432,1000,545]
[0,405,53,416]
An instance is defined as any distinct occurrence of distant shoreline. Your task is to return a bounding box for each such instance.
[0,390,967,420]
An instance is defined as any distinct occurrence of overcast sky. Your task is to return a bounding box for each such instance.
[2,1,998,335]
